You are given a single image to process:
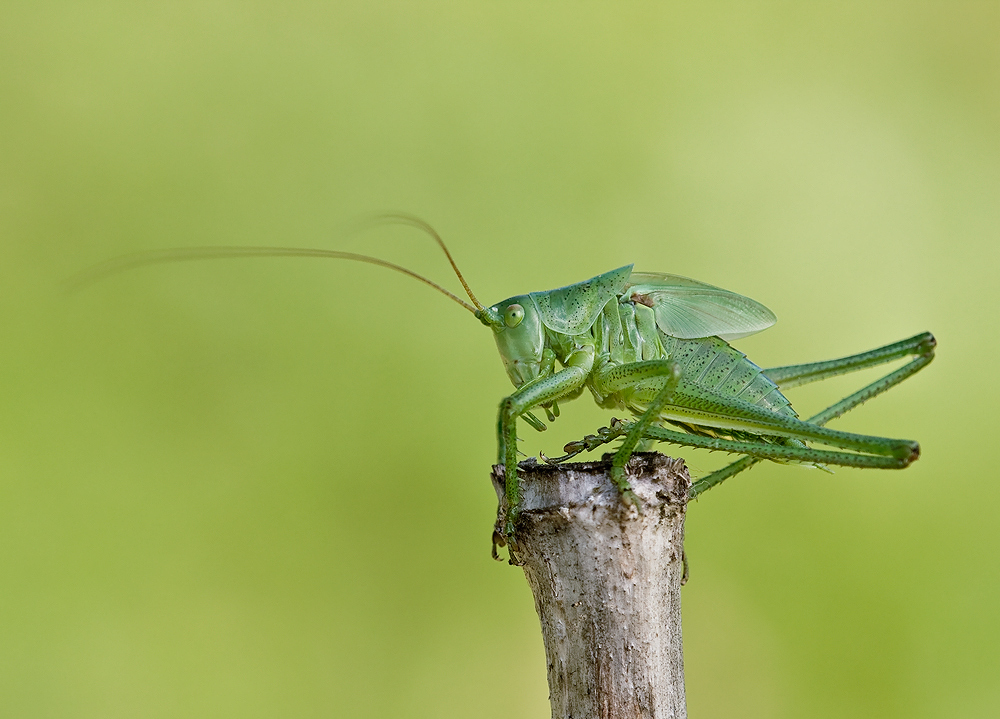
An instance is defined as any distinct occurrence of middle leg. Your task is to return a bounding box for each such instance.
[590,359,683,508]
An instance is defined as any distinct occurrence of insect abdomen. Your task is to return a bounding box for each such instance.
[660,334,795,417]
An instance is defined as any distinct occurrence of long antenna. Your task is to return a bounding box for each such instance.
[66,215,484,314]
[66,246,477,314]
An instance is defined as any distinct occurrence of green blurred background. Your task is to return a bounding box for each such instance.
[1,2,997,717]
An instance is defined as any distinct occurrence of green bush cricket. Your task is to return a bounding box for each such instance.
[72,215,935,563]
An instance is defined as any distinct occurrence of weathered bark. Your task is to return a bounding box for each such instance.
[492,453,690,719]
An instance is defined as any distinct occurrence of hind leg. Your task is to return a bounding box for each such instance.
[690,333,935,496]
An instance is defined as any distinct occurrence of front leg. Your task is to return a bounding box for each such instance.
[496,349,593,562]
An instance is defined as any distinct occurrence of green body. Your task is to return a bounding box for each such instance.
[494,271,794,431]
[74,221,934,565]
[478,266,934,562]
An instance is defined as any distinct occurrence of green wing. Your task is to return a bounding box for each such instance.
[626,272,776,341]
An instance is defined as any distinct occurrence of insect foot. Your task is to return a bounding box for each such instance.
[918,332,937,356]
[491,523,524,566]
[897,440,920,465]
[490,464,527,565]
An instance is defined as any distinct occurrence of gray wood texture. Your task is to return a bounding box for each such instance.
[492,454,690,719]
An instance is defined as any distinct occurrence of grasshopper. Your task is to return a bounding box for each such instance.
[73,215,935,563]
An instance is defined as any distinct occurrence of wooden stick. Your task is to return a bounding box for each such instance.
[492,453,690,719]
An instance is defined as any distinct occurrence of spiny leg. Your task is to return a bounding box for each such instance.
[670,380,921,460]
[642,423,914,467]
[554,334,934,491]
[806,336,934,426]
[657,336,930,587]
[548,333,934,495]
[546,405,911,490]
[688,455,759,498]
[765,332,935,389]
[548,414,914,468]
[690,336,934,495]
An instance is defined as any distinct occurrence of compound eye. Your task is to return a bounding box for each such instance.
[504,303,524,328]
